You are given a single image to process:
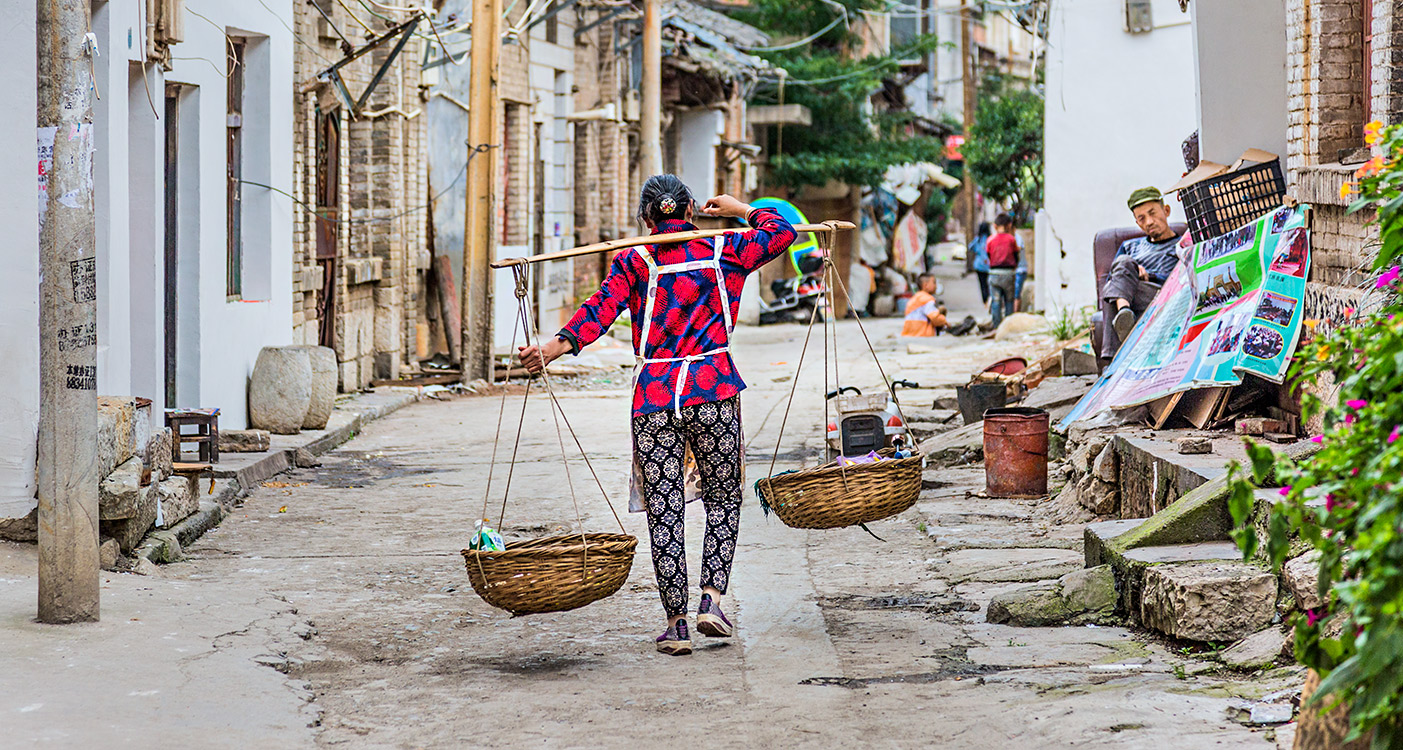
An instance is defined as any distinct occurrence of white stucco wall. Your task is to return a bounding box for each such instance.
[678,109,723,201]
[1035,0,1197,313]
[91,0,295,428]
[1191,0,1288,164]
[0,4,40,518]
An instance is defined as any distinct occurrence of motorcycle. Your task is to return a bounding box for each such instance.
[758,251,826,325]
[825,379,921,458]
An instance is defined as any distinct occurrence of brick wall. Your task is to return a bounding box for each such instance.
[1284,0,1403,321]
[292,2,429,390]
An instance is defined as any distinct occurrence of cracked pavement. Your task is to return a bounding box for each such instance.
[2,302,1301,748]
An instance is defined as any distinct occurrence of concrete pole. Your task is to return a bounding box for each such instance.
[960,0,977,254]
[36,0,100,623]
[640,0,662,176]
[463,0,501,383]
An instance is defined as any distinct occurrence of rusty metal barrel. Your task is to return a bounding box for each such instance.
[983,407,1049,497]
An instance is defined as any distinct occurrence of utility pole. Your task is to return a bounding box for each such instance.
[640,0,662,176]
[463,0,501,383]
[36,0,100,623]
[960,0,977,257]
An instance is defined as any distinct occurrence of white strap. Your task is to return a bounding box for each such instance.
[635,347,730,416]
[713,235,733,332]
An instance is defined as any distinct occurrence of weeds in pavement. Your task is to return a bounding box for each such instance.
[1048,306,1091,341]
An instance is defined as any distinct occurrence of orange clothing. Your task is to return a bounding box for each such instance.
[901,290,946,336]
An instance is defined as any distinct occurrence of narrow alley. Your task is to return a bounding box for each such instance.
[3,290,1298,747]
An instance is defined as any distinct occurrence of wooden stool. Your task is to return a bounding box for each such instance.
[165,408,220,464]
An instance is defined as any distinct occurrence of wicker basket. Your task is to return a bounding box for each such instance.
[756,455,923,529]
[462,533,638,616]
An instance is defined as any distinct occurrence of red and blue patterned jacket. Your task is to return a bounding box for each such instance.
[558,208,797,417]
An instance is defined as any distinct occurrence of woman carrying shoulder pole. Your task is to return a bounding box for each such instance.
[517,175,797,655]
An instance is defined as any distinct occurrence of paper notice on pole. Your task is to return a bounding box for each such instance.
[1060,204,1311,428]
[37,126,57,234]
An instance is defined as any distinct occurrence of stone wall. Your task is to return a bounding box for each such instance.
[292,2,430,391]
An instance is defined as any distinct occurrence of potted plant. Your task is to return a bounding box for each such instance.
[1228,120,1402,750]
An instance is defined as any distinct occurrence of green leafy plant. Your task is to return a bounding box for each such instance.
[1227,120,1403,748]
[731,0,949,190]
[962,78,1043,224]
[1048,306,1091,341]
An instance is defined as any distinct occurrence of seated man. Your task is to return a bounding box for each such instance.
[1101,187,1185,357]
[902,273,948,336]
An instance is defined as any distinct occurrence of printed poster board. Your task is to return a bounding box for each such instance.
[1060,204,1311,427]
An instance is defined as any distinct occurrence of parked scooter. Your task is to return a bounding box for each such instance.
[758,252,825,325]
[825,379,921,458]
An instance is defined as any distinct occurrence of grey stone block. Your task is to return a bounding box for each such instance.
[294,345,337,429]
[97,396,137,479]
[249,346,313,434]
[1218,626,1289,670]
[99,455,145,520]
[220,429,272,453]
[148,427,173,481]
[1140,561,1277,641]
[156,474,199,529]
[99,537,121,570]
[102,482,159,553]
[1284,551,1323,610]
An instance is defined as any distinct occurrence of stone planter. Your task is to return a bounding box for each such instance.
[1295,670,1371,750]
[248,346,313,435]
[294,345,337,430]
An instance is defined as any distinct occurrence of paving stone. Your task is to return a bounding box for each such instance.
[1140,561,1277,642]
[1218,626,1289,669]
[1283,551,1323,610]
[1248,702,1294,725]
[221,429,272,453]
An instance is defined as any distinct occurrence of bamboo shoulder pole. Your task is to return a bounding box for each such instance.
[491,221,857,268]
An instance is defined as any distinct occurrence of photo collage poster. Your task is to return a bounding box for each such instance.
[1061,204,1312,428]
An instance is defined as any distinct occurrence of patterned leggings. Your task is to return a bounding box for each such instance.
[631,396,744,618]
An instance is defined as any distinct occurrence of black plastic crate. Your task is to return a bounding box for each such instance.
[1180,158,1286,240]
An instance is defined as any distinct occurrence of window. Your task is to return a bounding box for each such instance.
[226,38,245,298]
[545,1,559,45]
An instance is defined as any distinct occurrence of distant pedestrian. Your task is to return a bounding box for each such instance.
[986,214,1019,327]
[969,221,992,306]
[517,175,796,656]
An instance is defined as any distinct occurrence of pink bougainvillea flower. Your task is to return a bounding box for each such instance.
[1279,486,1292,497]
[1376,265,1401,290]
[1391,425,1402,444]
[1347,399,1369,410]
[1310,434,1325,444]
[1306,609,1322,627]
[1345,307,1356,317]
[1326,493,1339,512]
[1346,412,1357,425]
[1352,467,1360,476]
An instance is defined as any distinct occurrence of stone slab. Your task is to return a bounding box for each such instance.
[99,455,144,520]
[1083,518,1144,567]
[220,429,272,453]
[1218,626,1289,670]
[1140,561,1277,642]
[1283,551,1323,610]
[97,396,138,479]
[1121,541,1244,564]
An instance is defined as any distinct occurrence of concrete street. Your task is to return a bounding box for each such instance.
[1,270,1296,748]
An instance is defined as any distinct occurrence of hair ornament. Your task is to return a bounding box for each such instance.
[657,195,678,214]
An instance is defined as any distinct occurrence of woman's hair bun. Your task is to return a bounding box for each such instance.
[638,174,693,225]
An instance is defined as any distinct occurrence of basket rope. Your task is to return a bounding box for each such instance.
[470,264,628,598]
[762,220,919,516]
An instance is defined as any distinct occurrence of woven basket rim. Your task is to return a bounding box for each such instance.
[758,453,923,486]
[460,532,637,560]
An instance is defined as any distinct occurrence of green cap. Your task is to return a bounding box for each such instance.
[1127,186,1164,210]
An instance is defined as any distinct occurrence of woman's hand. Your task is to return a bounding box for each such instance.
[701,194,752,219]
[517,336,572,375]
